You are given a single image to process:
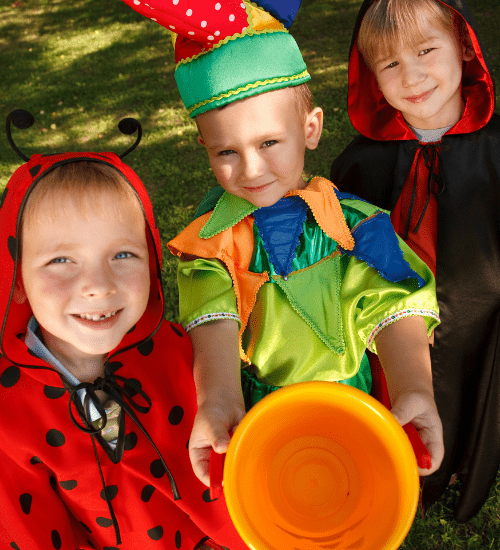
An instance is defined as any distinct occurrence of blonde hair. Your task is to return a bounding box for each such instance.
[357,0,463,69]
[22,161,144,233]
[288,83,314,121]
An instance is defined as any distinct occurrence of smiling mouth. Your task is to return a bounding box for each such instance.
[244,183,272,193]
[71,310,122,327]
[75,310,119,321]
[404,88,436,103]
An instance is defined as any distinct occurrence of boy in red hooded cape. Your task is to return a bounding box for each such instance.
[330,0,500,522]
[0,112,246,549]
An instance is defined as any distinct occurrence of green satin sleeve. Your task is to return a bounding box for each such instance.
[177,258,239,331]
[341,236,440,355]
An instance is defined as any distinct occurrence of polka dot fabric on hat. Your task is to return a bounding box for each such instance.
[0,149,247,549]
[122,0,250,61]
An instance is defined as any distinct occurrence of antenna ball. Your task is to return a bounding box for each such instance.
[8,109,35,130]
[118,118,140,135]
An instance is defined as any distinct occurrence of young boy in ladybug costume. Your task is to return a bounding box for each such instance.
[121,0,444,488]
[330,0,500,521]
[0,112,246,550]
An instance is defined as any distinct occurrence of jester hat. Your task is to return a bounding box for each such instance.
[121,0,310,117]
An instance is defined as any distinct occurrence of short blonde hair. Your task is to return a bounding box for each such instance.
[357,0,463,69]
[288,83,314,121]
[22,161,144,233]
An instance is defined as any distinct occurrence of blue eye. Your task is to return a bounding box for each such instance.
[386,60,399,69]
[114,251,134,260]
[419,48,434,56]
[218,149,236,156]
[51,257,70,264]
[262,140,277,148]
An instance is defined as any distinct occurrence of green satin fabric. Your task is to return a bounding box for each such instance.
[178,258,239,328]
[241,357,372,412]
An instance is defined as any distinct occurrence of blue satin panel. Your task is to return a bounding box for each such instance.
[252,196,308,277]
[253,0,302,28]
[341,211,425,288]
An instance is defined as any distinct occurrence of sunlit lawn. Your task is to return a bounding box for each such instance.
[1,0,499,546]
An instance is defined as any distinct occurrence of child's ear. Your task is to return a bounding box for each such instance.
[304,107,323,151]
[13,278,27,305]
[197,134,206,147]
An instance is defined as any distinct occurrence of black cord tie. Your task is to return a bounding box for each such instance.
[403,144,445,240]
[67,370,181,546]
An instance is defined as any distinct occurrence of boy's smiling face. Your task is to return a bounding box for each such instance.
[19,198,150,364]
[373,17,474,129]
[196,87,323,208]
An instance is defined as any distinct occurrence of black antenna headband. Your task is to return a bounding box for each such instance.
[6,109,142,161]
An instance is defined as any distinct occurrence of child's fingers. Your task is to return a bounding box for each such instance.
[189,445,212,486]
[390,393,444,475]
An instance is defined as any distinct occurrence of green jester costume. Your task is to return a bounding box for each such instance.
[169,177,440,408]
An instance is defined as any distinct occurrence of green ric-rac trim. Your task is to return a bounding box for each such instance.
[188,70,309,116]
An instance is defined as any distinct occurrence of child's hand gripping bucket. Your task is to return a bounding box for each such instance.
[210,381,430,550]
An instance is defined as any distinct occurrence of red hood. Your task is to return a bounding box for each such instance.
[347,0,495,141]
[0,152,164,372]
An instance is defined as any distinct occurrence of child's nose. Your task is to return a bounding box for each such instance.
[80,265,117,298]
[242,150,265,180]
[402,63,425,88]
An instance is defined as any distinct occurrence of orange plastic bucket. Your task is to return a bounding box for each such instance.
[219,381,420,550]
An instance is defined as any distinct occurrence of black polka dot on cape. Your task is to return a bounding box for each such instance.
[150,459,166,479]
[124,378,142,397]
[124,431,138,450]
[19,493,32,514]
[103,547,119,550]
[147,526,163,541]
[170,323,184,337]
[79,521,92,533]
[59,480,77,490]
[141,484,155,502]
[100,485,118,500]
[126,324,136,334]
[51,529,62,549]
[137,339,154,356]
[96,517,113,528]
[175,530,181,548]
[168,405,184,426]
[9,542,20,550]
[44,385,66,399]
[0,187,8,210]
[108,361,123,373]
[202,489,216,503]
[1,365,20,388]
[7,236,17,262]
[46,429,65,447]
[29,164,42,178]
[30,456,43,465]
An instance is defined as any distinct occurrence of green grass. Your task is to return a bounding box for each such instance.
[1,0,499,546]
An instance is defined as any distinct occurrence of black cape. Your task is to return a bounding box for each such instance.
[331,0,500,522]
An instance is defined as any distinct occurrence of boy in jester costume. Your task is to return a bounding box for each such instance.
[122,0,444,486]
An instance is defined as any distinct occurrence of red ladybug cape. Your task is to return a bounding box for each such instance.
[0,148,246,549]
